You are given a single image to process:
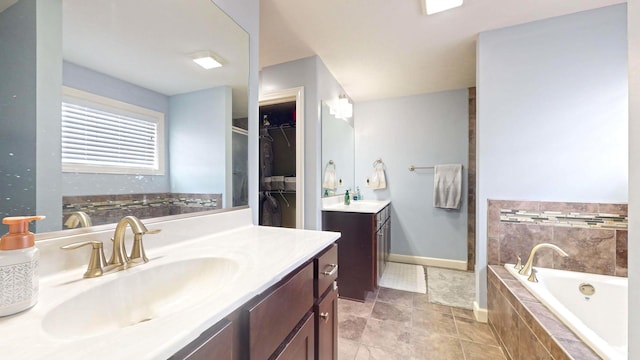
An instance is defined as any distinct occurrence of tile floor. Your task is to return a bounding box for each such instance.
[337,287,507,360]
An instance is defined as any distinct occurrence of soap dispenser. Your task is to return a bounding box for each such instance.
[344,189,351,205]
[0,215,45,316]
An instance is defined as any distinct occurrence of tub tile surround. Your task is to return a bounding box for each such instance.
[487,199,628,277]
[487,266,600,360]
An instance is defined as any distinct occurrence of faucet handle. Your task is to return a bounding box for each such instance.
[129,229,161,264]
[514,255,523,270]
[61,241,107,278]
[527,268,539,283]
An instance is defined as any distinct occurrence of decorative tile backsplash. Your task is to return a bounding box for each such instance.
[487,200,627,277]
[62,192,222,227]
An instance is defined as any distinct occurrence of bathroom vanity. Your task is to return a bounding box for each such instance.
[0,208,339,359]
[322,199,391,301]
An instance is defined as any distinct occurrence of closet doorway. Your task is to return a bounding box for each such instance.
[259,87,304,229]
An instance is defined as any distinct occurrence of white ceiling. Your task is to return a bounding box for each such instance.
[63,0,249,118]
[2,0,249,117]
[260,0,626,102]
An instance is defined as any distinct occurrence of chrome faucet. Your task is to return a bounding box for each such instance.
[518,243,568,280]
[109,215,160,268]
[64,211,93,228]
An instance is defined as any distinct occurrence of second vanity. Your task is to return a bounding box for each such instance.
[321,198,391,302]
[0,208,339,359]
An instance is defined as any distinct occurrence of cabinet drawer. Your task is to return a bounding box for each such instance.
[315,244,338,297]
[248,263,314,360]
[274,312,315,360]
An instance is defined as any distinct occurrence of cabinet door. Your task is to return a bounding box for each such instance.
[248,264,313,360]
[384,219,391,265]
[315,286,338,360]
[376,227,384,285]
[275,313,315,360]
[170,319,233,360]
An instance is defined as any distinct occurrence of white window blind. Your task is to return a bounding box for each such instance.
[61,87,165,175]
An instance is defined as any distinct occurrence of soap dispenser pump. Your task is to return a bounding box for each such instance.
[0,215,45,316]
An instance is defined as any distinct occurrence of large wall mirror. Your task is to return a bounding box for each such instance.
[0,0,249,233]
[321,101,354,197]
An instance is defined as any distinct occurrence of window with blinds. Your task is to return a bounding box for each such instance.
[61,87,165,175]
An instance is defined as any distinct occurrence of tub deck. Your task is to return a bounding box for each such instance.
[488,265,601,360]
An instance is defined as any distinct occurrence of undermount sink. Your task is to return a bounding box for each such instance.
[42,257,239,339]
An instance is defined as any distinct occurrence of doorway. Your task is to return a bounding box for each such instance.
[258,87,304,229]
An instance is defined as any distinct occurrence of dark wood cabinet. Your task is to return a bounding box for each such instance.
[315,286,338,360]
[275,313,315,360]
[170,242,338,360]
[322,204,390,302]
[376,206,391,285]
[314,244,338,360]
[248,263,314,359]
[169,319,233,360]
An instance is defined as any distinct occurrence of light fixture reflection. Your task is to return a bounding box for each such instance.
[191,51,223,69]
[424,0,463,15]
[330,95,353,120]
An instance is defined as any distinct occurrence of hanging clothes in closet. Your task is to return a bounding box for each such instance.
[260,128,274,190]
[261,193,282,227]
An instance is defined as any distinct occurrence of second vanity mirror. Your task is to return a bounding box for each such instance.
[0,0,249,233]
[321,101,355,196]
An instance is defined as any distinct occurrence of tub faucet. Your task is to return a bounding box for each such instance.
[109,216,160,268]
[518,243,568,279]
[64,211,93,228]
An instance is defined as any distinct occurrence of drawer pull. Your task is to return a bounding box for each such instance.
[319,312,330,322]
[322,264,338,276]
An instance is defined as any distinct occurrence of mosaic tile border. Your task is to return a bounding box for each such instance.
[63,193,220,212]
[62,193,222,227]
[499,209,627,229]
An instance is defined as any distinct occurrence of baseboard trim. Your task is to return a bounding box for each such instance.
[388,254,467,271]
[473,301,488,323]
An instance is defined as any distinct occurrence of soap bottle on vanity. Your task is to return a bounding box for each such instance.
[0,215,45,316]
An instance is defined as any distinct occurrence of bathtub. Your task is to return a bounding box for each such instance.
[504,264,627,360]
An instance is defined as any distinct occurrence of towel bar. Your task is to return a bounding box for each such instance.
[408,165,463,171]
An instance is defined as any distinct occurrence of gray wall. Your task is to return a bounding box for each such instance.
[61,61,171,196]
[169,87,231,204]
[627,0,639,357]
[260,56,348,230]
[0,0,61,232]
[355,89,469,261]
[476,4,628,308]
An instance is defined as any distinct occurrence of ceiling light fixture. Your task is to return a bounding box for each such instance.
[423,0,463,15]
[191,51,223,69]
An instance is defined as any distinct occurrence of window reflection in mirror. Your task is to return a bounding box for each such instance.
[0,0,249,233]
[321,101,355,197]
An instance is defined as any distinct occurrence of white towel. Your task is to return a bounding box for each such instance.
[323,167,337,190]
[369,166,387,190]
[433,164,462,209]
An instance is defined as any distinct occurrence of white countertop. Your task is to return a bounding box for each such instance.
[322,199,391,214]
[0,209,339,359]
